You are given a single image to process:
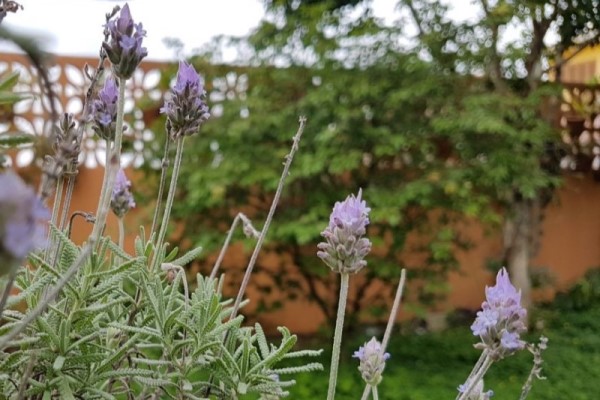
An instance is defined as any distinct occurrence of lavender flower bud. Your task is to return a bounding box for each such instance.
[471,267,527,359]
[352,337,390,386]
[90,78,119,140]
[317,189,371,274]
[110,169,135,218]
[0,171,49,274]
[102,3,147,79]
[160,61,210,140]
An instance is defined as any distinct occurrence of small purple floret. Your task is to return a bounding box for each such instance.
[160,61,210,139]
[90,78,119,139]
[110,169,136,218]
[317,189,372,274]
[352,337,389,386]
[102,3,147,79]
[470,267,527,359]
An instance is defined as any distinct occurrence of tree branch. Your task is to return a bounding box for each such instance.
[525,4,557,90]
[404,0,426,38]
[479,0,510,94]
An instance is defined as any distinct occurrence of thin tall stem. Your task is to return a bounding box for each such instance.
[381,268,406,350]
[360,268,407,400]
[360,385,372,400]
[94,139,112,237]
[152,136,185,271]
[17,352,36,399]
[371,386,379,400]
[150,134,171,237]
[0,267,17,319]
[44,177,64,261]
[326,272,350,400]
[50,172,78,268]
[118,217,125,249]
[90,76,126,243]
[229,117,306,319]
[210,213,259,279]
[456,354,493,400]
[209,214,241,279]
[58,173,77,231]
[465,350,488,386]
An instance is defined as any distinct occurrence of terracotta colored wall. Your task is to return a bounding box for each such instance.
[6,52,600,333]
[61,169,600,334]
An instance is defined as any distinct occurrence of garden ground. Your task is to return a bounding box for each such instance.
[286,298,600,399]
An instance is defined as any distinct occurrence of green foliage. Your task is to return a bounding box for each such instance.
[285,305,600,399]
[142,0,574,327]
[0,227,321,398]
[552,267,600,311]
[0,70,36,166]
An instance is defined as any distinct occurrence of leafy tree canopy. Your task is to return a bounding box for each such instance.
[144,0,596,324]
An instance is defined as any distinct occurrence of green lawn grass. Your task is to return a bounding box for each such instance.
[286,305,600,399]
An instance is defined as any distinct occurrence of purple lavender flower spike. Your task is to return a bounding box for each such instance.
[352,337,389,386]
[90,78,119,140]
[470,267,527,359]
[0,171,49,274]
[110,169,136,218]
[102,3,147,79]
[160,61,210,139]
[317,189,371,274]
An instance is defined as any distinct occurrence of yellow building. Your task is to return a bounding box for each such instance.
[561,44,600,83]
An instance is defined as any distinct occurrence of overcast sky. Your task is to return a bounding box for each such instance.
[0,0,403,61]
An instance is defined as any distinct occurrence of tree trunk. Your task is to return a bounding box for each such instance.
[504,199,533,310]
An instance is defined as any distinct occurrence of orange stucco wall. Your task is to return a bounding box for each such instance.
[61,169,600,334]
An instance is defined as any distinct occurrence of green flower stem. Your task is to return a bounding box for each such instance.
[93,139,112,237]
[50,172,78,268]
[90,76,126,243]
[456,353,493,400]
[44,176,63,261]
[118,217,125,249]
[360,268,407,400]
[460,350,487,396]
[150,133,171,238]
[229,117,306,320]
[0,267,17,319]
[209,213,260,279]
[152,136,185,271]
[209,213,242,279]
[58,172,77,231]
[327,272,350,400]
[382,268,406,348]
[372,386,379,400]
[360,385,372,400]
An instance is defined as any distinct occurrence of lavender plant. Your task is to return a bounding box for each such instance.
[0,3,321,398]
[0,2,550,399]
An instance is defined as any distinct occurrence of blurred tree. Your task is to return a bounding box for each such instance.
[398,0,600,308]
[145,0,599,327]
